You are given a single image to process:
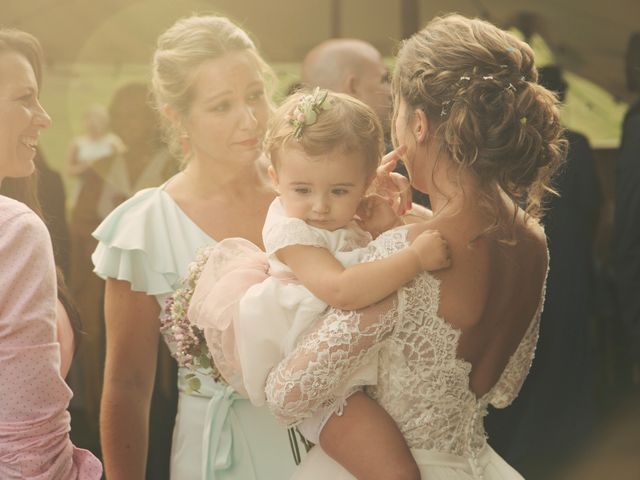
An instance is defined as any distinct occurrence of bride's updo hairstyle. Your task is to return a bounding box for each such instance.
[394,14,566,229]
[151,15,274,162]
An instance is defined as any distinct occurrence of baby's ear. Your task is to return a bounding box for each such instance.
[267,165,279,191]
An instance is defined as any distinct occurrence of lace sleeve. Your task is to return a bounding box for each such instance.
[265,292,399,426]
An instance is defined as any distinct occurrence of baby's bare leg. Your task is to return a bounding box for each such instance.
[319,391,420,480]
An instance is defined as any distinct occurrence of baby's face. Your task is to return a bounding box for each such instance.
[270,147,371,231]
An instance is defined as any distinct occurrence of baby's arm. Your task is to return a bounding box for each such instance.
[320,391,420,480]
[277,229,450,311]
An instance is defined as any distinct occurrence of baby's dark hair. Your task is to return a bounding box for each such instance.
[265,90,384,178]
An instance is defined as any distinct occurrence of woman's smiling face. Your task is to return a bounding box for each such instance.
[0,51,51,181]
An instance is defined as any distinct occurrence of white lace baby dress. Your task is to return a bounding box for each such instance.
[189,198,380,442]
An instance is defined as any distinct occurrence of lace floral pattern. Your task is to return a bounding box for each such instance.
[265,226,545,459]
[264,216,328,254]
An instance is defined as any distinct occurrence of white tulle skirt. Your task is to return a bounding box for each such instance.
[291,443,524,480]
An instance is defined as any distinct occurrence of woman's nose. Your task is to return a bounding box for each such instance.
[240,104,258,129]
[34,100,52,129]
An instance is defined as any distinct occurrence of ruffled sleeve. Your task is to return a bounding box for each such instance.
[92,187,213,297]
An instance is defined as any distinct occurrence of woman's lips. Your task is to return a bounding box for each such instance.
[236,138,259,147]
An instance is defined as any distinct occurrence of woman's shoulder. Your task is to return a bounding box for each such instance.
[93,186,172,237]
[91,185,204,294]
[519,216,549,264]
[0,195,49,243]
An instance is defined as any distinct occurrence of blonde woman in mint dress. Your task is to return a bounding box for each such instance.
[93,15,295,480]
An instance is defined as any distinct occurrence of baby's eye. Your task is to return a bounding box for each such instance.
[294,187,310,194]
[332,188,349,196]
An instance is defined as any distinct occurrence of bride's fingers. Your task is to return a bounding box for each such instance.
[387,172,412,214]
[377,145,407,176]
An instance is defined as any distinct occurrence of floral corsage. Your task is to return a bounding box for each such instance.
[160,246,222,393]
[288,87,332,139]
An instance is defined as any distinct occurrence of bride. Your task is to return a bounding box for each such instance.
[265,14,566,479]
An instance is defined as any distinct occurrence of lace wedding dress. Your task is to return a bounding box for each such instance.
[265,227,544,479]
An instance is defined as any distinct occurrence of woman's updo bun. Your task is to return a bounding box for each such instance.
[394,14,567,225]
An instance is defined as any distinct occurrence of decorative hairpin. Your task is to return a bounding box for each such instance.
[440,73,527,118]
[440,100,451,117]
[289,87,332,139]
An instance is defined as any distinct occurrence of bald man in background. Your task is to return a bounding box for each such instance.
[302,38,429,206]
[302,38,392,137]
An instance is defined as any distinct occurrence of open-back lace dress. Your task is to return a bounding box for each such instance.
[265,227,545,479]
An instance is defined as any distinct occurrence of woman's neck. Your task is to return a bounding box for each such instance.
[423,158,474,215]
[424,159,518,240]
[181,155,270,200]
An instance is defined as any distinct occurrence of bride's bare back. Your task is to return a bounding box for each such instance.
[408,203,548,399]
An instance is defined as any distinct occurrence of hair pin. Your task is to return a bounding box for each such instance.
[440,100,451,117]
[289,87,332,139]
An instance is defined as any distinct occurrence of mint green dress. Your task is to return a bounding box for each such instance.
[92,184,297,480]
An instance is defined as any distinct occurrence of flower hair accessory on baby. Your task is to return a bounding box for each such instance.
[288,87,332,139]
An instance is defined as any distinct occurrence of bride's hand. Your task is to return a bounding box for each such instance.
[371,145,412,216]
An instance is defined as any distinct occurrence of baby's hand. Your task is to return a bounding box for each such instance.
[409,230,451,271]
[356,194,400,238]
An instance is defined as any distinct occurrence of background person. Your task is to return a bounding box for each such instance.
[485,64,601,478]
[613,31,640,385]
